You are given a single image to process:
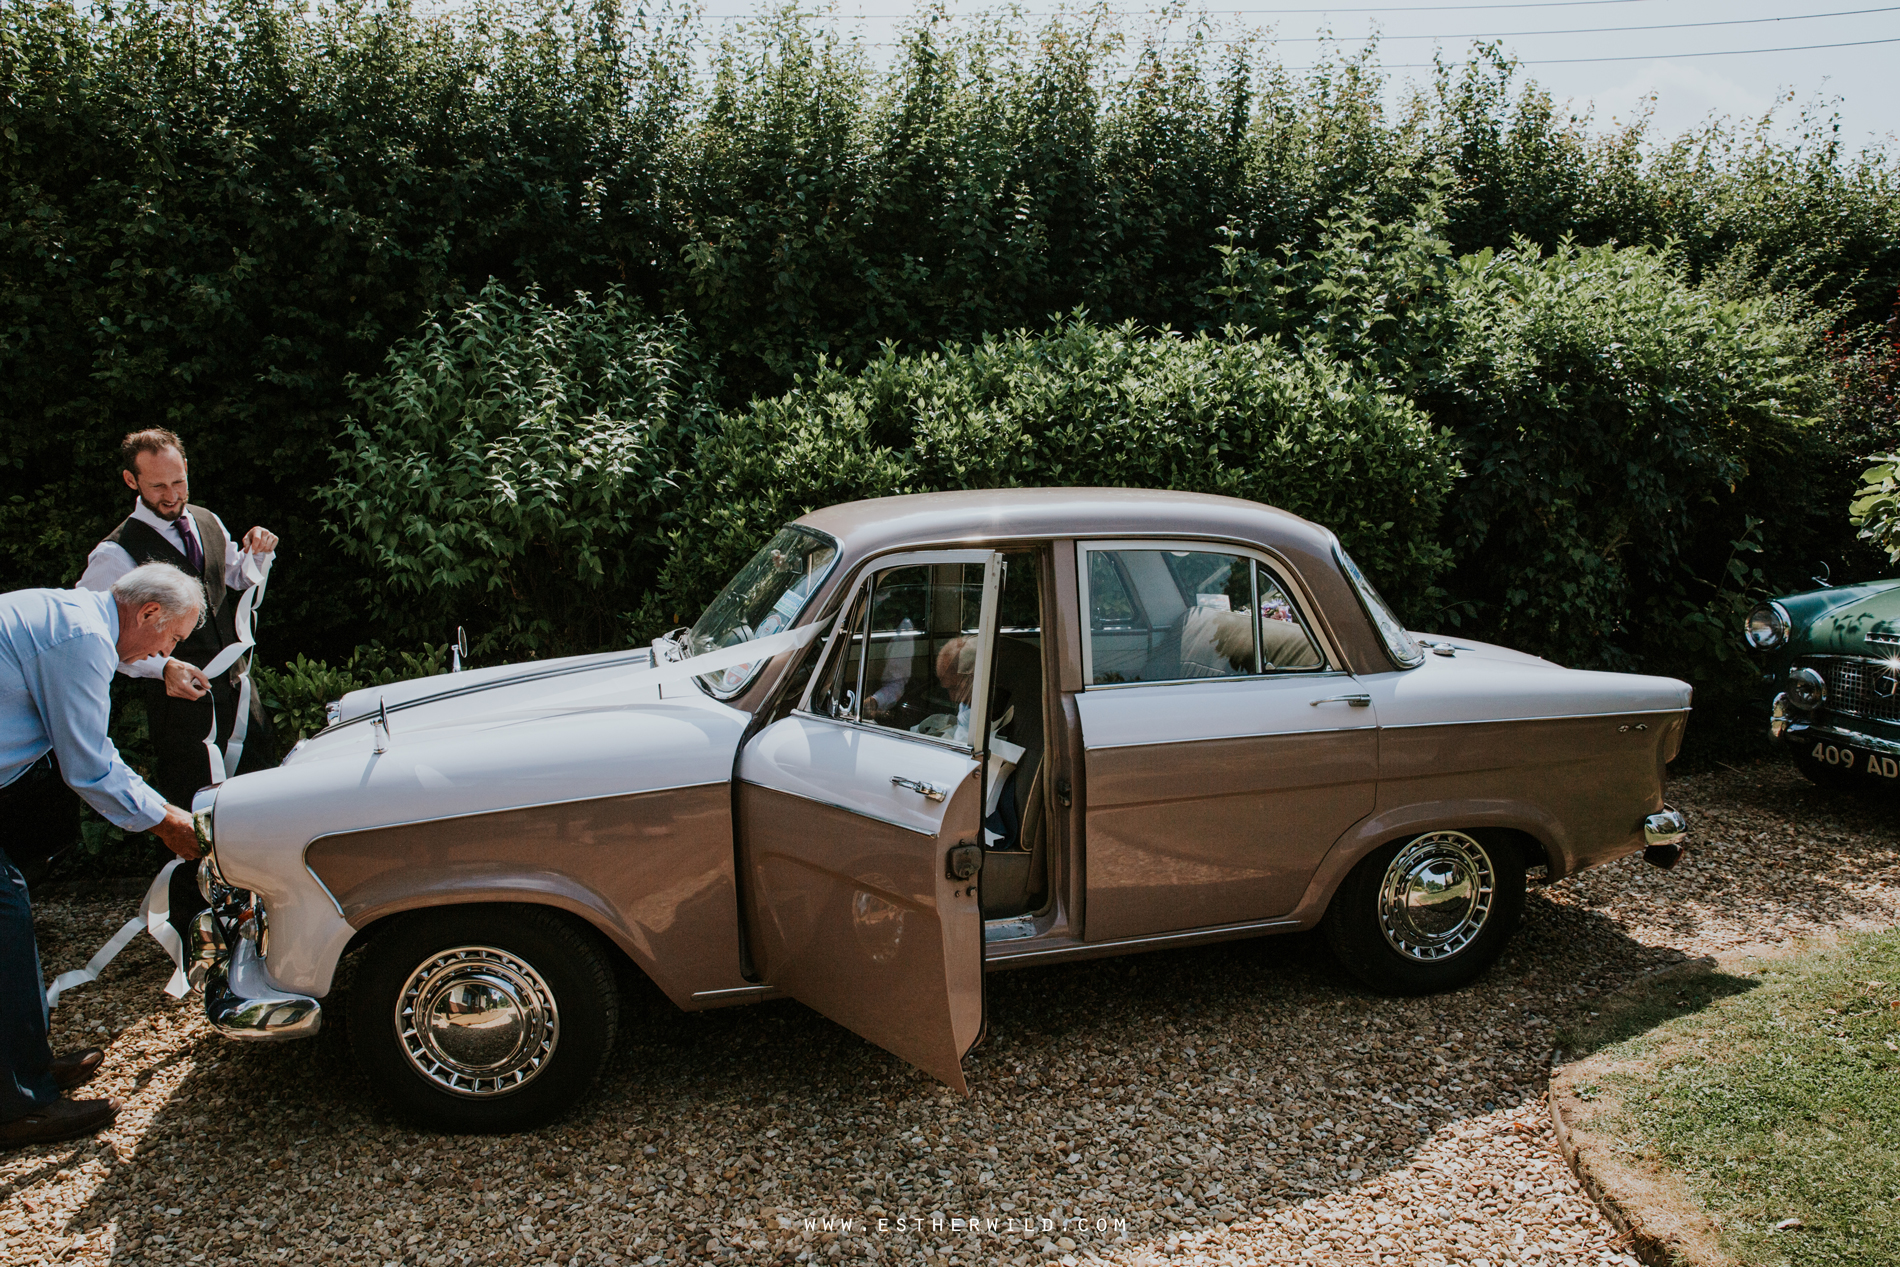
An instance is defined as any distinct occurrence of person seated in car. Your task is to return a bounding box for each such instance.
[1178,606,1321,678]
[911,637,978,744]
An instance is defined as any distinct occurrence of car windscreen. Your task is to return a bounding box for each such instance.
[1334,542,1423,668]
[687,525,841,695]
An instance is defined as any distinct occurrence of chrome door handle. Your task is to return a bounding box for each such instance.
[892,776,947,802]
[1310,694,1372,707]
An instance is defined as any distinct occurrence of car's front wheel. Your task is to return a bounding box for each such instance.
[347,905,619,1132]
[1323,830,1526,995]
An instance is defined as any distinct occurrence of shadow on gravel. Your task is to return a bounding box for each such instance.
[1613,761,1900,948]
[1555,967,1762,1060]
[49,883,1680,1265]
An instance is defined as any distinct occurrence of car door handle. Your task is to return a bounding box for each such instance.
[892,776,947,802]
[1309,694,1372,707]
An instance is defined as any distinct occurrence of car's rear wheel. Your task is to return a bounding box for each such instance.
[1323,830,1526,995]
[348,905,618,1132]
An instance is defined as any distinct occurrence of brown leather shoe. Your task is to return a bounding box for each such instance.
[0,1097,122,1149]
[51,1048,104,1091]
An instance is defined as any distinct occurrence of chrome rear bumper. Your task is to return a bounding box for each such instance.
[192,910,322,1042]
[1642,805,1689,870]
[1643,807,1688,847]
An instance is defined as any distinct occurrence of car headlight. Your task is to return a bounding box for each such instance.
[191,787,226,901]
[1744,601,1791,651]
[1788,666,1827,710]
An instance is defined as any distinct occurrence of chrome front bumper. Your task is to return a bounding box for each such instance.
[190,909,322,1042]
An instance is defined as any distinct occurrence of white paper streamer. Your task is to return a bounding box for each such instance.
[449,619,832,720]
[46,858,190,1008]
[200,552,270,785]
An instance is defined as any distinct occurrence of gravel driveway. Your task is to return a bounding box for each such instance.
[6,760,1897,1267]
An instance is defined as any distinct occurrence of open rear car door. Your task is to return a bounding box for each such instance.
[737,551,1002,1090]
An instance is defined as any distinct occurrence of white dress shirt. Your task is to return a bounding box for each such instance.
[75,499,275,678]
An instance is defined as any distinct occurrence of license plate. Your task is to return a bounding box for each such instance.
[1811,740,1900,779]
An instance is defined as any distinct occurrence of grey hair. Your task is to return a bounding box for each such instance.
[111,562,206,632]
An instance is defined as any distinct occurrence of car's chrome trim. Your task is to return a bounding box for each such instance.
[314,648,658,736]
[1643,807,1688,848]
[736,780,939,838]
[1081,667,1346,693]
[1085,723,1372,752]
[201,923,322,1043]
[788,708,975,756]
[1084,708,1686,752]
[304,861,346,918]
[983,917,1303,965]
[1377,708,1690,730]
[689,985,782,1001]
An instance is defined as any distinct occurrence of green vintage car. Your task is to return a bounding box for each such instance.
[1747,579,1900,788]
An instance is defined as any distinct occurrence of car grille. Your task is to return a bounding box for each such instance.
[1803,655,1900,724]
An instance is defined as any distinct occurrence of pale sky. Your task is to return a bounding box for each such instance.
[690,1,1900,152]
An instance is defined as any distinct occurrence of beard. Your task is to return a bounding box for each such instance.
[139,491,187,522]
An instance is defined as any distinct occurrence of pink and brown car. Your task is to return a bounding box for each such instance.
[187,489,1691,1130]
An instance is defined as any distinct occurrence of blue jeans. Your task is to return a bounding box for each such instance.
[0,849,58,1121]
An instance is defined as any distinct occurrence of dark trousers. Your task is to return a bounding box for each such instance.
[147,673,278,810]
[0,758,69,1120]
[0,848,57,1121]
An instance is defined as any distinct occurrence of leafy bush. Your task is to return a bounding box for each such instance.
[1851,457,1900,565]
[656,316,1458,620]
[321,282,712,660]
[1427,238,1825,668]
[6,2,1898,668]
[253,644,451,745]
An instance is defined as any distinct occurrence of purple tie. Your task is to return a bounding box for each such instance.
[174,517,204,574]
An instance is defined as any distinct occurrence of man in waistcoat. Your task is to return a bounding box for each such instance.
[75,430,281,811]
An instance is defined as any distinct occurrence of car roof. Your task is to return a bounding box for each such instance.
[798,487,1325,556]
[793,488,1392,673]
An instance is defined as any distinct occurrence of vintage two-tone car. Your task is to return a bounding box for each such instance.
[188,490,1692,1130]
[1747,577,1900,787]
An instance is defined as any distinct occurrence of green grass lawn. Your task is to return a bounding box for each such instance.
[1565,932,1900,1266]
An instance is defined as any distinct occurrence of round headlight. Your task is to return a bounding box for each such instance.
[1744,601,1791,651]
[1788,666,1827,710]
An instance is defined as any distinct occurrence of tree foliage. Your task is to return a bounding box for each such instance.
[322,282,711,659]
[655,316,1457,624]
[2,0,1897,680]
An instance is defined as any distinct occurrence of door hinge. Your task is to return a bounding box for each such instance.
[1054,776,1072,808]
[945,841,983,882]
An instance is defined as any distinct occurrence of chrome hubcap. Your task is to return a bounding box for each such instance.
[396,946,558,1098]
[1377,832,1495,962]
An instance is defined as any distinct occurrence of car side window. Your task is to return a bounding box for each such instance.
[1084,547,1324,685]
[1255,570,1324,671]
[810,562,987,747]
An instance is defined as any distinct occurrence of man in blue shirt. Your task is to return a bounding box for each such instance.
[1,563,203,1148]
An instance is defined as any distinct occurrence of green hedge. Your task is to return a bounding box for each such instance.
[6,1,1899,667]
[655,316,1458,622]
[322,282,712,660]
